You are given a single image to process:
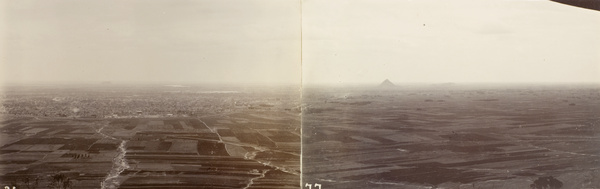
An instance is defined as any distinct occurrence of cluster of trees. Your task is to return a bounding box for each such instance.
[8,173,73,189]
[530,176,563,189]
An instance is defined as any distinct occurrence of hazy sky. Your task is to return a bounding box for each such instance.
[1,0,301,85]
[303,0,600,84]
[1,0,599,85]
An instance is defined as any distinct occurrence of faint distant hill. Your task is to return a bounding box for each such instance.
[431,82,455,87]
[379,79,395,87]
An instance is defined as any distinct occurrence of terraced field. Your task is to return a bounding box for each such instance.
[302,85,600,189]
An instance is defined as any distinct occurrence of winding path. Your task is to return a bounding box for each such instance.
[92,124,130,189]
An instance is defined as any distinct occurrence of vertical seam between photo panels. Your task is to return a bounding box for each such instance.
[299,0,304,186]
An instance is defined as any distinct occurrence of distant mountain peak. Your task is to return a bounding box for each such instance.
[379,79,395,87]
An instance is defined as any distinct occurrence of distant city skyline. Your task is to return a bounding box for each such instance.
[1,0,599,85]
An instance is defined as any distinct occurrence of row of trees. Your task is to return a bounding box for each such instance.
[8,173,72,189]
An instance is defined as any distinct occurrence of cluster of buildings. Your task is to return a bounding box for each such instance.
[1,88,301,118]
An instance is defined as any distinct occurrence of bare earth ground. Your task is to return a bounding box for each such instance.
[302,84,600,189]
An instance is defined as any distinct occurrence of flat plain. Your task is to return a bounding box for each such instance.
[302,84,600,189]
[0,85,301,189]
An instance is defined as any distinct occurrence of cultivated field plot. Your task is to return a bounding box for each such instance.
[0,118,116,188]
[302,85,600,189]
[0,115,300,188]
[0,85,301,188]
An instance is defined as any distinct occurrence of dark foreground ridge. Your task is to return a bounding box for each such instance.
[550,0,600,11]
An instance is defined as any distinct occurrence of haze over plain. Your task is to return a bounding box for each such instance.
[302,0,600,85]
[1,0,301,85]
[1,0,599,85]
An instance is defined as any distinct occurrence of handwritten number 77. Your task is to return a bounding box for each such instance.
[305,183,322,189]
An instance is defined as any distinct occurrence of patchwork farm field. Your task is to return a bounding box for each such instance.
[0,113,300,188]
[0,85,301,188]
[302,85,600,189]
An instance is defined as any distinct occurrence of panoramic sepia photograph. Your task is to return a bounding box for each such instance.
[2,0,599,189]
[0,0,301,188]
[301,0,599,189]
